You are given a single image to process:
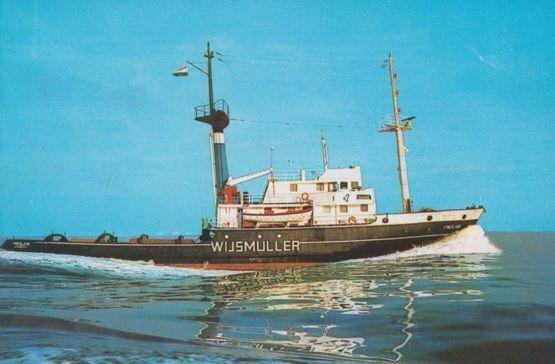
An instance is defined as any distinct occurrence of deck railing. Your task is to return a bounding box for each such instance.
[205,214,377,229]
[218,193,299,205]
[271,168,323,181]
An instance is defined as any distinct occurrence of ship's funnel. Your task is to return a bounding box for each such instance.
[195,99,230,196]
[212,132,229,193]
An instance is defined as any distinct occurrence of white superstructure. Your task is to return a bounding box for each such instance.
[217,166,377,228]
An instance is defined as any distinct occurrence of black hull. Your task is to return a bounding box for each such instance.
[1,218,478,270]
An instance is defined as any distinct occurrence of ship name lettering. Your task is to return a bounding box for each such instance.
[210,240,300,254]
[12,241,30,249]
[212,241,225,252]
[244,241,255,252]
[443,224,462,230]
[283,240,291,251]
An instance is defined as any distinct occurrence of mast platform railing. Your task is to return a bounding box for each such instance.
[194,99,229,119]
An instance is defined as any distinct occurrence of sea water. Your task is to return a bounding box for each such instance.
[0,226,553,363]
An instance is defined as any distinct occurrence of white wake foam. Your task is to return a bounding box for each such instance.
[367,225,501,262]
[0,250,244,278]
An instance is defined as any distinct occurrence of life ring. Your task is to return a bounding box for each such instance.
[348,216,357,224]
[301,192,310,202]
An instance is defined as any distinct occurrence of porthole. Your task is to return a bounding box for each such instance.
[462,214,467,220]
[257,234,262,239]
[225,235,229,239]
[427,215,433,221]
[382,217,389,224]
[277,234,282,238]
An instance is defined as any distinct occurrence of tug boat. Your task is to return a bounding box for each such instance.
[1,44,484,270]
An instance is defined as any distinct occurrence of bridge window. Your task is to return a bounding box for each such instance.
[357,194,372,200]
[316,183,324,191]
[328,182,338,192]
[290,183,298,192]
[340,205,348,213]
[351,181,359,190]
[323,205,331,213]
[340,182,348,189]
[361,204,369,212]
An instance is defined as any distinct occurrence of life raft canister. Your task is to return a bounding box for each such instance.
[348,216,357,224]
[301,192,310,202]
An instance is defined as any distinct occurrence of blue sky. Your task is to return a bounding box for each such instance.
[1,0,553,235]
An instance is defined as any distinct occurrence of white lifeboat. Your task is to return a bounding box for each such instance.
[242,207,313,224]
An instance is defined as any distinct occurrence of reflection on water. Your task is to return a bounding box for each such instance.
[8,227,550,362]
[196,251,497,361]
[392,279,415,361]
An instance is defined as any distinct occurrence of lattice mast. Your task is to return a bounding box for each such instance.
[380,53,414,213]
